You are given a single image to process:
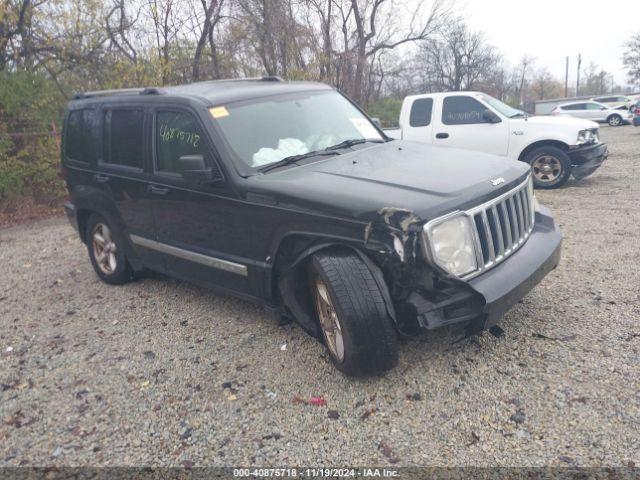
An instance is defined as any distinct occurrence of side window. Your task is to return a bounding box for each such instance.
[102,109,144,169]
[65,109,95,163]
[409,98,433,127]
[564,103,585,110]
[442,96,488,125]
[586,103,603,110]
[155,111,206,174]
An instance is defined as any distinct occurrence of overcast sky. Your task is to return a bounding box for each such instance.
[457,0,640,87]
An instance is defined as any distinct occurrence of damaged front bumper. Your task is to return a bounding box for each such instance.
[408,205,562,334]
[569,142,608,180]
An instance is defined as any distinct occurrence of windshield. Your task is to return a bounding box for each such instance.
[210,90,382,170]
[479,94,525,118]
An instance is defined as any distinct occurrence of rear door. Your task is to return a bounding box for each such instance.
[95,105,161,268]
[432,95,509,156]
[147,105,253,296]
[401,97,434,143]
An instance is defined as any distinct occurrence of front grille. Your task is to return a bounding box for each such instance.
[465,176,535,277]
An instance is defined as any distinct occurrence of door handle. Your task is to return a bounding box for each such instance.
[94,174,110,183]
[435,132,449,139]
[148,185,169,195]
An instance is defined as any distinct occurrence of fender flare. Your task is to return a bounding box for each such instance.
[72,191,143,270]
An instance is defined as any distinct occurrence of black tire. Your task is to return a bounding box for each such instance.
[524,146,572,189]
[309,249,398,377]
[607,114,622,126]
[85,213,133,285]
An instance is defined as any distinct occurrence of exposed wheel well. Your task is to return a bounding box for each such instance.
[518,140,570,162]
[271,236,398,336]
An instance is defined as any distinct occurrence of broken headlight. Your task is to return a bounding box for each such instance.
[423,214,478,277]
[577,129,597,145]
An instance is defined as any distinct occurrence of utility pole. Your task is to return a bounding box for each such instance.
[564,57,569,97]
[576,53,582,97]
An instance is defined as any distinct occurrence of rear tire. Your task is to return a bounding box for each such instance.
[524,146,572,189]
[86,213,133,285]
[607,114,622,127]
[309,249,398,377]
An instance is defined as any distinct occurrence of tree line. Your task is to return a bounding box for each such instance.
[1,0,639,206]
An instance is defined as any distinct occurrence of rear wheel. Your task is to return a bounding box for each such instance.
[607,114,622,126]
[525,146,572,189]
[86,214,133,285]
[309,249,398,377]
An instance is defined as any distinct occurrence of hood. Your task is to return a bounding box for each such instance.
[246,141,530,223]
[512,115,599,130]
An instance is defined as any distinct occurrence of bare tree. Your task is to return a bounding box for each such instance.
[623,32,640,87]
[416,17,496,92]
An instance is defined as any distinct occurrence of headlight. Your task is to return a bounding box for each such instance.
[577,129,593,144]
[424,215,478,277]
[577,129,598,145]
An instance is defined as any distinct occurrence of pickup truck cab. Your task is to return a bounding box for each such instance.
[386,91,608,189]
[62,79,562,377]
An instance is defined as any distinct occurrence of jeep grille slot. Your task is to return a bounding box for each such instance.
[466,176,535,278]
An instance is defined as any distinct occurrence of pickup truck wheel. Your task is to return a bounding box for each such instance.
[525,146,572,189]
[309,250,398,377]
[607,114,622,126]
[86,214,133,285]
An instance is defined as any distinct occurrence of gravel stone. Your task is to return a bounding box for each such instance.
[0,126,638,467]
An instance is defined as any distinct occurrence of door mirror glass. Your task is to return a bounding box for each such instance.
[482,109,502,124]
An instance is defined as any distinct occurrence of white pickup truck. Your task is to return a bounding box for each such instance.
[385,91,608,188]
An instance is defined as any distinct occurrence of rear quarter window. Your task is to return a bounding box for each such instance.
[64,109,96,164]
[409,98,433,127]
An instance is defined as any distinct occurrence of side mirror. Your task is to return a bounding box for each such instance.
[482,109,501,124]
[178,155,221,184]
[370,117,382,128]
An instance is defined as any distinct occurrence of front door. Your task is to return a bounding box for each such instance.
[433,95,509,156]
[147,107,253,296]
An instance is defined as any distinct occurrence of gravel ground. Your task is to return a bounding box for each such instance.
[1,126,639,468]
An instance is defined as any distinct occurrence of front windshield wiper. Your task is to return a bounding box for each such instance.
[259,138,384,173]
[259,150,339,173]
[326,138,384,150]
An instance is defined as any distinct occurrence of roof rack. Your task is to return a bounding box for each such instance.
[72,87,166,100]
[194,76,284,86]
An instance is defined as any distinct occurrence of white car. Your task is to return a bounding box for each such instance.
[552,101,633,126]
[385,91,608,188]
[591,95,633,109]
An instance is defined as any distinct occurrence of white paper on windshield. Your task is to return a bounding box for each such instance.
[349,117,381,139]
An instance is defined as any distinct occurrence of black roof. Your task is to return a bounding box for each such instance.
[72,78,333,106]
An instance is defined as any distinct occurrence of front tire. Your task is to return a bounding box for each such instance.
[525,146,572,189]
[86,214,133,285]
[309,249,398,377]
[607,114,622,127]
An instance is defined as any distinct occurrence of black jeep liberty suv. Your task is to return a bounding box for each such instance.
[61,78,562,376]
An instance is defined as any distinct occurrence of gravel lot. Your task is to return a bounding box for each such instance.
[1,126,639,468]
